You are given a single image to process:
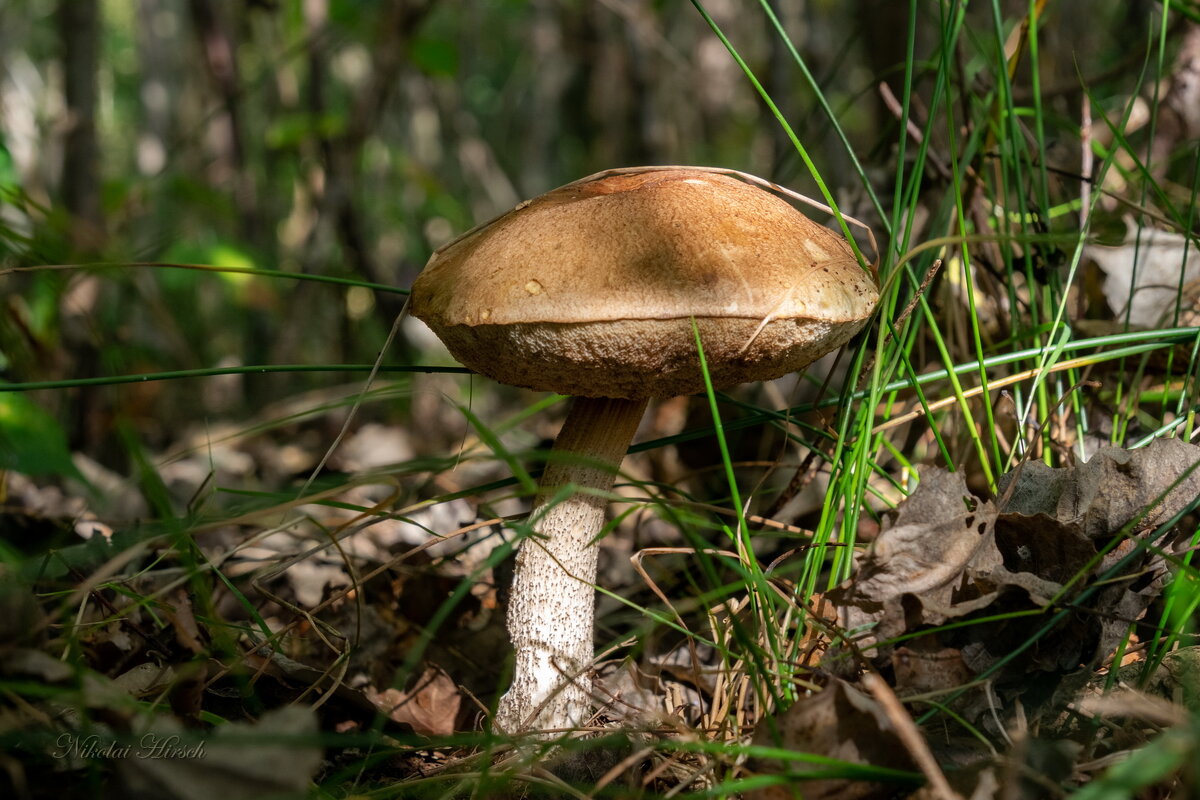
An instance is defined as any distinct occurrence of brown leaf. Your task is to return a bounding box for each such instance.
[999,438,1200,540]
[850,468,999,598]
[891,647,973,697]
[827,440,1199,704]
[1085,219,1199,328]
[164,588,204,654]
[112,662,176,698]
[367,666,461,738]
[746,679,917,800]
[827,469,1002,651]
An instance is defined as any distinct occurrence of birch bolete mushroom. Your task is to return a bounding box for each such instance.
[409,166,878,735]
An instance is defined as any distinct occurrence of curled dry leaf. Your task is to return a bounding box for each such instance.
[164,588,204,654]
[366,665,461,738]
[1076,689,1189,729]
[828,468,1002,658]
[828,439,1199,706]
[597,658,707,728]
[746,678,918,800]
[907,737,1080,800]
[890,647,974,697]
[111,662,176,698]
[999,437,1200,539]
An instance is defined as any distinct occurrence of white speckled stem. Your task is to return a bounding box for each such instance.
[495,395,648,735]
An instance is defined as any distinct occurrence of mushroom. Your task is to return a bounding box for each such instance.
[409,166,878,735]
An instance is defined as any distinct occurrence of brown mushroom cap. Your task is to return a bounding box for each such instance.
[410,167,879,399]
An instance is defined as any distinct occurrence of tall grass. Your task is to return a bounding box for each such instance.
[678,0,1200,794]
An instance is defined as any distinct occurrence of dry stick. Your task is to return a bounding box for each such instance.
[983,681,1014,749]
[681,501,810,535]
[862,672,962,800]
[653,756,709,800]
[630,547,741,630]
[878,82,952,179]
[758,343,862,524]
[1081,93,1094,229]
[760,445,823,522]
[871,355,1102,435]
[627,490,815,536]
[587,745,659,799]
[884,258,944,350]
[629,545,743,715]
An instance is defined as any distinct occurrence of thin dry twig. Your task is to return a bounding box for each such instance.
[862,672,962,800]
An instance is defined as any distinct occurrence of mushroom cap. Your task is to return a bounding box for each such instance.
[410,167,878,399]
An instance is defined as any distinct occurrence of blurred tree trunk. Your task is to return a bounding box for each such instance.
[338,0,433,316]
[56,0,108,456]
[583,2,655,170]
[57,0,103,250]
[187,0,259,245]
[622,0,657,166]
[135,0,175,181]
[290,0,433,364]
[765,0,800,178]
[857,0,910,143]
[521,0,570,194]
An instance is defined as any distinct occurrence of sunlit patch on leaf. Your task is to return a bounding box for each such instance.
[1085,218,1200,328]
[0,390,85,482]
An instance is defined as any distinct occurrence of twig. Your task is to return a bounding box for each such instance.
[862,672,961,800]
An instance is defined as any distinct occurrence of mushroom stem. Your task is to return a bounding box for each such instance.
[496,395,649,734]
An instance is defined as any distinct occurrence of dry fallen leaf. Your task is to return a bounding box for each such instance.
[1000,437,1200,540]
[828,439,1199,704]
[828,468,1003,657]
[746,678,918,800]
[1086,218,1199,328]
[367,665,461,738]
[890,647,974,697]
[164,588,204,654]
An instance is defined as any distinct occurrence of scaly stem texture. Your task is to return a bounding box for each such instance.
[495,395,648,735]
